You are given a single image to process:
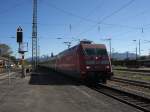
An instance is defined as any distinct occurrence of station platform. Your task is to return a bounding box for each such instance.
[0,70,142,112]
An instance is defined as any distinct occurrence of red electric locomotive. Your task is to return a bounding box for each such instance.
[49,40,113,83]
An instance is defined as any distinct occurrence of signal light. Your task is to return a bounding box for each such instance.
[16,26,23,43]
[17,32,23,43]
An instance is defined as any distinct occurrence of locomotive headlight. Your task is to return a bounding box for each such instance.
[86,66,90,69]
[106,65,110,69]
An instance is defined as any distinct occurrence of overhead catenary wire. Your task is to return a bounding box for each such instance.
[120,9,150,22]
[43,0,141,30]
[73,0,105,28]
[75,0,136,37]
[38,0,150,42]
[98,0,136,24]
[43,0,96,23]
[1,0,149,31]
[0,0,30,17]
[41,0,150,34]
[1,0,149,32]
[41,0,150,46]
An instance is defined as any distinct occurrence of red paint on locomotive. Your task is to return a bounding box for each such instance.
[49,41,113,83]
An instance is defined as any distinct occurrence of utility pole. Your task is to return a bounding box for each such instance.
[133,40,138,60]
[136,47,138,60]
[139,39,141,58]
[106,38,112,59]
[109,39,112,59]
[32,0,38,70]
[69,24,72,32]
[126,51,129,60]
[101,38,112,59]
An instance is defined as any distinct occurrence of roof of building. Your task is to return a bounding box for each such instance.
[0,56,8,61]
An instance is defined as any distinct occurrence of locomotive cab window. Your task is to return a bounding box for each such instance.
[84,48,107,56]
[84,48,95,56]
[96,48,107,56]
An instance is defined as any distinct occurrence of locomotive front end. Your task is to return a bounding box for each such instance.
[81,44,113,83]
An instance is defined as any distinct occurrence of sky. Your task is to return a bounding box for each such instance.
[0,0,150,58]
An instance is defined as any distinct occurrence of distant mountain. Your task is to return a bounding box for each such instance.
[26,52,137,62]
[112,52,137,60]
[26,55,50,62]
[26,57,32,61]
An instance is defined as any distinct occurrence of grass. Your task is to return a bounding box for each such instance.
[113,70,150,82]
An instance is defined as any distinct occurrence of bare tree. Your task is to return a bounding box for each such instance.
[0,44,12,57]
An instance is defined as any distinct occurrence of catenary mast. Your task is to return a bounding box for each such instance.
[32,0,38,69]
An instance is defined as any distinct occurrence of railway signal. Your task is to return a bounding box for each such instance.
[16,26,28,78]
[17,26,23,43]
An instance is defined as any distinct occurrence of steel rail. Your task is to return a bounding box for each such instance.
[89,84,150,112]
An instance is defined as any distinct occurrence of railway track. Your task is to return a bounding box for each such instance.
[0,70,8,75]
[0,72,9,81]
[39,66,150,111]
[89,84,150,112]
[0,70,21,82]
[111,77,150,89]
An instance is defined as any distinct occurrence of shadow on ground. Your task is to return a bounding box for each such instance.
[29,66,82,86]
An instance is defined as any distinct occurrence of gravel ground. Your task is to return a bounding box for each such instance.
[0,70,142,112]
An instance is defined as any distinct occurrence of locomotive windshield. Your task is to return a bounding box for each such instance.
[84,48,95,55]
[84,48,107,56]
[96,48,107,56]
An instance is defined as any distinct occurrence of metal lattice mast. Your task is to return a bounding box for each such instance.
[32,0,38,69]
